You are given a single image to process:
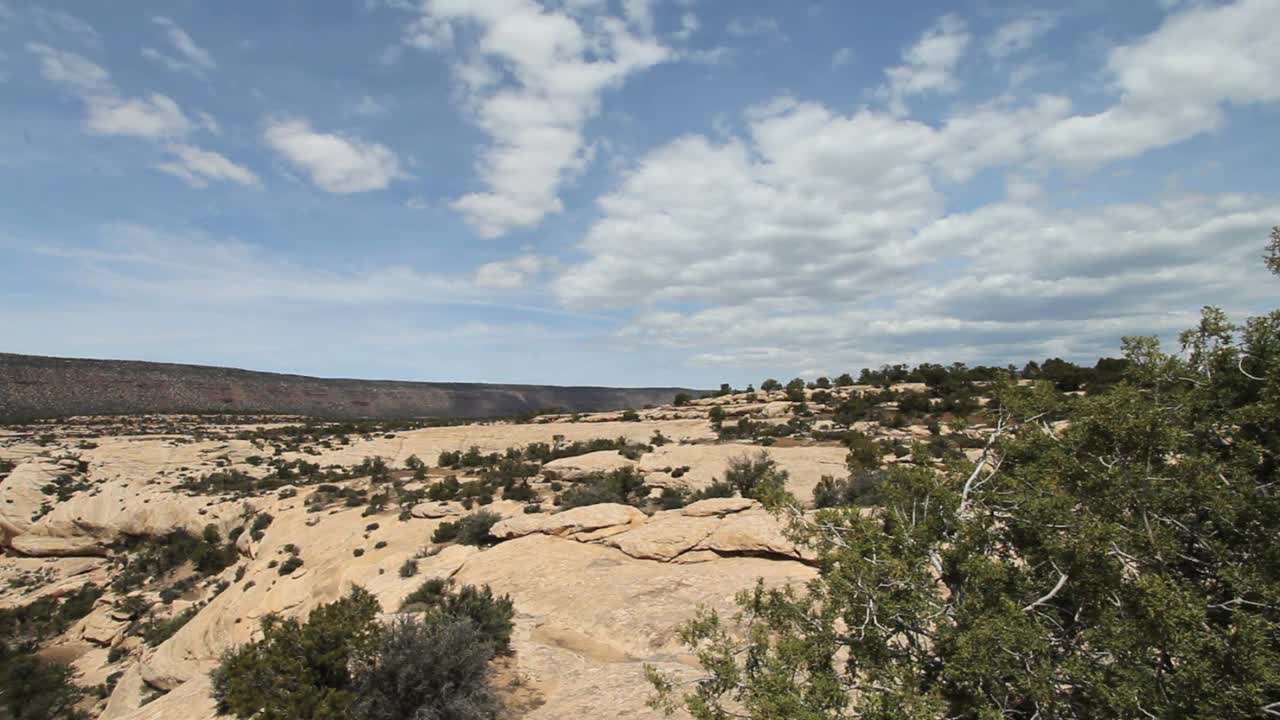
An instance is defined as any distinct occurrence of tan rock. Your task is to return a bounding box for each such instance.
[410,501,463,519]
[694,508,800,559]
[681,497,758,517]
[541,450,636,480]
[490,503,647,539]
[606,514,719,561]
[9,534,108,557]
[80,604,127,646]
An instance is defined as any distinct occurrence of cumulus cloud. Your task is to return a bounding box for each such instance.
[262,119,404,193]
[143,16,216,76]
[985,11,1059,59]
[156,144,260,188]
[1039,0,1280,166]
[26,43,252,188]
[880,14,970,115]
[552,79,1279,374]
[85,93,191,138]
[403,0,669,236]
[474,254,552,289]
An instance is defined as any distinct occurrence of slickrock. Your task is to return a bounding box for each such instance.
[681,497,758,517]
[0,460,61,540]
[10,534,108,557]
[409,500,464,518]
[490,502,647,539]
[540,450,636,480]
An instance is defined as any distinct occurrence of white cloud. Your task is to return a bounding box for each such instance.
[263,118,405,193]
[29,8,100,45]
[149,16,216,73]
[726,16,786,40]
[1039,0,1280,167]
[26,43,254,188]
[831,47,853,69]
[404,0,670,236]
[985,11,1059,58]
[673,12,698,41]
[26,42,110,93]
[156,144,261,188]
[474,254,552,288]
[85,93,191,138]
[880,14,970,115]
[551,78,1279,374]
[351,95,389,116]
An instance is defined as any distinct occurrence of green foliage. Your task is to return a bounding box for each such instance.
[558,466,647,509]
[109,530,237,593]
[811,470,883,509]
[351,616,500,720]
[687,480,735,502]
[658,486,689,509]
[0,583,102,652]
[651,300,1280,720]
[141,605,199,647]
[432,510,502,546]
[674,393,693,406]
[0,645,86,720]
[760,379,782,392]
[398,578,515,651]
[723,451,789,502]
[784,378,807,402]
[211,586,383,720]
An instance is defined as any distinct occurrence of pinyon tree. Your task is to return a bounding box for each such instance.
[650,230,1280,720]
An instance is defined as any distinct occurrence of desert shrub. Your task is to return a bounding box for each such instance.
[351,615,499,720]
[502,482,535,502]
[843,430,882,473]
[0,646,86,720]
[558,467,647,509]
[0,583,102,651]
[658,486,689,510]
[433,511,501,546]
[522,503,542,513]
[399,560,418,578]
[398,578,514,651]
[811,470,884,509]
[278,556,303,576]
[141,605,199,647]
[620,409,641,422]
[249,512,274,541]
[211,587,383,720]
[724,452,788,500]
[673,393,692,406]
[110,530,236,594]
[688,480,735,502]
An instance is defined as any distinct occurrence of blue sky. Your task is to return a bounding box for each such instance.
[1,0,1277,387]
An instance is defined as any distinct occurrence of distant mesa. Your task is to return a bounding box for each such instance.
[0,353,695,421]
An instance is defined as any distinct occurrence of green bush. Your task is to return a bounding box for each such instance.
[351,615,499,720]
[723,452,788,500]
[558,467,647,509]
[211,587,383,720]
[398,578,514,651]
[0,646,86,720]
[432,510,501,546]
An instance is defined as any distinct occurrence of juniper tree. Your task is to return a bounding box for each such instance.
[650,243,1280,720]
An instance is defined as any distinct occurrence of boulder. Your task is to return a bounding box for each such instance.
[9,534,108,558]
[694,509,800,559]
[410,501,463,519]
[606,514,719,561]
[80,605,127,646]
[681,497,757,517]
[490,503,647,540]
[541,451,637,481]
